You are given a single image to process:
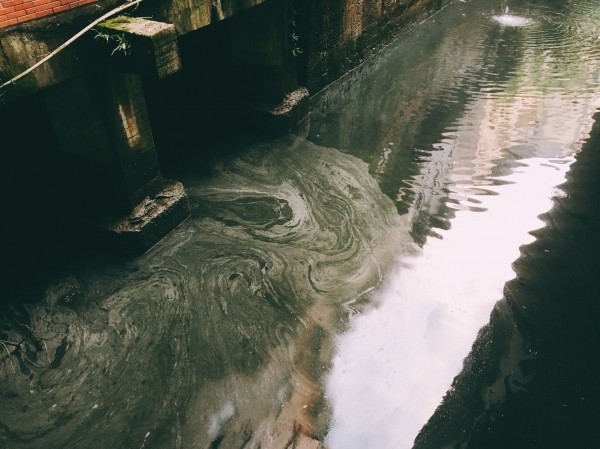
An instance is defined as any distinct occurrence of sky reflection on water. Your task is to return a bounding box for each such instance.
[317,1,600,446]
[325,156,573,449]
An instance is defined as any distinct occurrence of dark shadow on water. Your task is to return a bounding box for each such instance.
[0,93,123,304]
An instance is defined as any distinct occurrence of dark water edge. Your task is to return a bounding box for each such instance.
[413,113,600,449]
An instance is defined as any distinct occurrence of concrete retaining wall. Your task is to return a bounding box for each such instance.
[294,0,446,94]
[0,0,449,252]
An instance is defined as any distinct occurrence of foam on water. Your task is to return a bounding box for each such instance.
[492,13,533,27]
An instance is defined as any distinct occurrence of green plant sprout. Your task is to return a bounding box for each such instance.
[93,29,131,56]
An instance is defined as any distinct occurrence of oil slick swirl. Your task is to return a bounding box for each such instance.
[0,137,413,449]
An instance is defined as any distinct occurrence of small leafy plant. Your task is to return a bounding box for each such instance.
[93,29,131,56]
[291,32,303,56]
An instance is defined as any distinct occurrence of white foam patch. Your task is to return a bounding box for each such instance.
[492,14,533,27]
[208,401,235,438]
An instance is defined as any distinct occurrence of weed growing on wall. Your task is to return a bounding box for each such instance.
[289,6,303,57]
[93,29,131,56]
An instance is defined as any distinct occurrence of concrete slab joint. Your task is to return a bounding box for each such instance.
[96,16,182,79]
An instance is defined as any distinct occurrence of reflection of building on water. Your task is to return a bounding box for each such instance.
[403,28,600,229]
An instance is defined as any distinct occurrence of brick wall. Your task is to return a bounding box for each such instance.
[0,0,96,29]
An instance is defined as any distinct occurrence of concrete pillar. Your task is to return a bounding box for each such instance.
[44,70,189,252]
[229,0,309,131]
[95,17,182,81]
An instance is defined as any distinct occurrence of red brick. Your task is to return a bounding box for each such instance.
[30,0,54,6]
[26,4,48,13]
[13,2,34,11]
[69,0,95,8]
[27,1,60,13]
[4,10,24,19]
[16,12,36,22]
[34,9,52,17]
[1,0,24,7]
[0,0,97,25]
[0,17,19,27]
[51,4,69,12]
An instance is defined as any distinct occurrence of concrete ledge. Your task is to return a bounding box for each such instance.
[96,16,181,79]
[146,0,269,35]
[248,86,310,132]
[102,179,190,253]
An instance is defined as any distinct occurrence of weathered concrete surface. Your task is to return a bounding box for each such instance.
[0,1,119,100]
[229,0,296,104]
[96,16,181,79]
[0,0,448,252]
[44,69,190,252]
[0,0,268,100]
[44,71,163,211]
[248,86,310,132]
[0,25,86,100]
[140,0,270,35]
[0,0,448,101]
[294,0,449,94]
[103,179,190,252]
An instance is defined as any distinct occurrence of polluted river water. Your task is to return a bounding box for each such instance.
[2,0,600,448]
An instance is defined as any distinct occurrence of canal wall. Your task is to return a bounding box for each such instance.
[0,0,449,253]
[295,0,446,94]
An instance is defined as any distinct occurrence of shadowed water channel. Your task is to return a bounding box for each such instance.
[2,0,600,448]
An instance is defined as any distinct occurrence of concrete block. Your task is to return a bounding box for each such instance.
[97,16,181,79]
[155,0,268,34]
[247,86,310,132]
[102,179,190,253]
